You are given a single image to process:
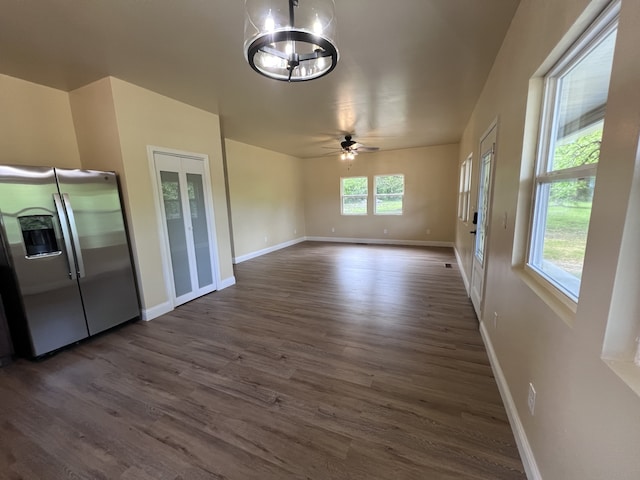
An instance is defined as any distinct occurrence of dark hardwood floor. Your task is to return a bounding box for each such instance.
[0,242,526,479]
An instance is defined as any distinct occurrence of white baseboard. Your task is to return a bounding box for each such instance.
[479,321,542,480]
[141,278,235,321]
[141,300,173,321]
[305,236,453,248]
[454,246,470,296]
[233,237,306,264]
[218,276,236,289]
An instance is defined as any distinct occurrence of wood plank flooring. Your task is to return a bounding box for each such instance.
[0,242,526,479]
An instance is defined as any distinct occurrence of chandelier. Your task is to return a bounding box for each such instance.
[244,0,339,82]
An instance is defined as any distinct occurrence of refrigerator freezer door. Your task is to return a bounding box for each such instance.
[55,169,139,335]
[0,165,88,356]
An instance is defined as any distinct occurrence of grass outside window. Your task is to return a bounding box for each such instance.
[375,175,404,215]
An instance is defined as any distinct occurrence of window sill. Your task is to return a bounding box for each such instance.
[604,359,640,398]
[514,266,576,328]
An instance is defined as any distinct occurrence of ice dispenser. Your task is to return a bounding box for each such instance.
[18,215,60,257]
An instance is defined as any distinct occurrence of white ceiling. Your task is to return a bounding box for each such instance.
[0,0,520,158]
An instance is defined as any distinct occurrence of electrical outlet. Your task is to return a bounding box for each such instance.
[383,228,388,234]
[331,227,335,233]
[493,312,498,328]
[426,228,431,235]
[528,382,536,415]
[294,228,297,235]
[264,236,268,243]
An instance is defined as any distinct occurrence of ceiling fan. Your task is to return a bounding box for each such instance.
[338,135,379,160]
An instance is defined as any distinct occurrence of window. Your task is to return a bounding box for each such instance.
[341,176,368,215]
[374,174,404,215]
[458,155,472,222]
[528,6,618,301]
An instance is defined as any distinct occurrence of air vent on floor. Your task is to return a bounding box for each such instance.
[444,263,452,268]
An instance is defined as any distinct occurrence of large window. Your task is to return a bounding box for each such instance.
[374,174,404,215]
[528,7,618,301]
[341,176,368,215]
[458,155,472,222]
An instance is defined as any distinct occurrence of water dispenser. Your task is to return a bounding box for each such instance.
[18,215,60,257]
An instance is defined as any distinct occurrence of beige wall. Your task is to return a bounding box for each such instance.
[455,0,640,478]
[69,77,133,251]
[69,78,124,175]
[106,78,234,312]
[0,74,80,168]
[225,139,305,260]
[303,145,458,243]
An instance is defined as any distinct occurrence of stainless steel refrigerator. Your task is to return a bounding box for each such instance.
[0,165,140,357]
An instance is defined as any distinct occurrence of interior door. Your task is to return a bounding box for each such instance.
[470,124,497,318]
[153,152,218,306]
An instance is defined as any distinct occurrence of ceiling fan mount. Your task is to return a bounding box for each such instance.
[341,135,358,151]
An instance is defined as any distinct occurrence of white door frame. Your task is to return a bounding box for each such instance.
[147,145,221,309]
[470,120,498,319]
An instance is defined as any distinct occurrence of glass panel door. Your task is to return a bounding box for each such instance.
[187,173,213,288]
[474,150,492,266]
[160,171,192,298]
[154,153,218,306]
[470,124,497,318]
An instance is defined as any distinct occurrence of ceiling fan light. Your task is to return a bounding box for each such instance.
[244,0,339,82]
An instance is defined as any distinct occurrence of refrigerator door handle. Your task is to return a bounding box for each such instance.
[52,193,77,280]
[61,193,86,279]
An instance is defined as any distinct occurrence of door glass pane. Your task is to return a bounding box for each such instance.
[186,173,213,288]
[475,152,491,264]
[160,171,191,297]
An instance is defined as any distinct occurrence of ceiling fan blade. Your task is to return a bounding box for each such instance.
[356,146,380,152]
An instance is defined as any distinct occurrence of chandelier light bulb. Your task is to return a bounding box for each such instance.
[285,41,294,56]
[260,52,277,68]
[264,11,275,31]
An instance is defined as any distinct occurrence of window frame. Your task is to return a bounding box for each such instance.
[340,176,369,216]
[374,174,404,216]
[526,3,619,304]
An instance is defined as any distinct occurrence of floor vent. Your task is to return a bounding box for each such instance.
[444,263,452,268]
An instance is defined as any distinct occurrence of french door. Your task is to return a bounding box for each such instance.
[153,151,218,306]
[470,124,497,318]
